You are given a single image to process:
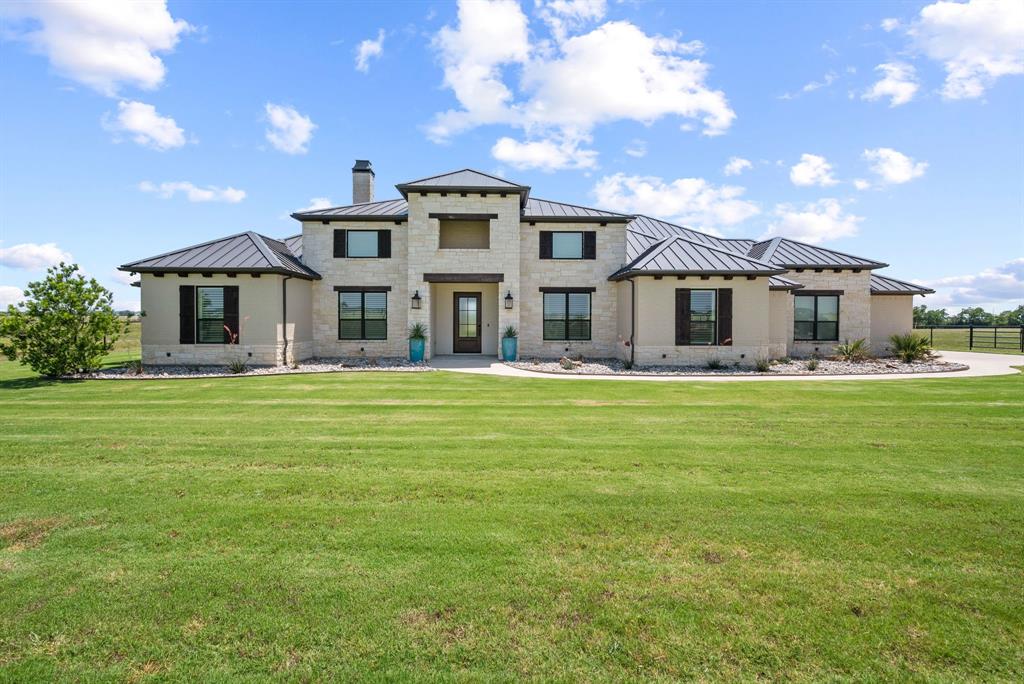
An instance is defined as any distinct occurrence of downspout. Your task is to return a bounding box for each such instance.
[281,276,292,366]
[629,277,636,367]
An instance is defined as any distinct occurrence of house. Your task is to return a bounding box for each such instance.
[119,161,934,367]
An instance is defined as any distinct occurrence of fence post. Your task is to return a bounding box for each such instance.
[929,327,933,346]
[969,326,973,350]
[1020,326,1023,353]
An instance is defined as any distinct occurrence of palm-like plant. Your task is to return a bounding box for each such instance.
[407,323,428,340]
[835,338,871,362]
[889,333,933,363]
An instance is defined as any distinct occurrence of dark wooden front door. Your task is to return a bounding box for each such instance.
[453,292,482,353]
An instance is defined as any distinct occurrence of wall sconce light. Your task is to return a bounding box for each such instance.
[504,291,514,309]
[411,290,422,309]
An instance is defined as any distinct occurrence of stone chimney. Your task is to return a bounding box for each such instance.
[352,159,374,204]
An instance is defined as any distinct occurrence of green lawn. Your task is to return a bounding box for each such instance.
[1,358,1022,681]
[921,327,1024,355]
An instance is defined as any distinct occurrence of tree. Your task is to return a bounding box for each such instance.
[0,263,127,377]
[949,307,994,326]
[913,305,948,327]
[994,305,1024,326]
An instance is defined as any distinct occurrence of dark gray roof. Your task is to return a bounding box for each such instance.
[769,275,804,291]
[120,231,321,280]
[282,233,303,258]
[870,273,934,295]
[291,198,408,221]
[610,236,786,280]
[523,197,632,222]
[747,237,887,269]
[396,169,531,207]
[626,215,748,253]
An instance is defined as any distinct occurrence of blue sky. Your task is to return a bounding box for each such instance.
[1,0,1021,312]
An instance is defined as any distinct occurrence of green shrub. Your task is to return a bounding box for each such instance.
[705,356,724,370]
[754,356,771,372]
[227,359,248,374]
[889,333,933,363]
[407,323,428,340]
[835,338,871,362]
[123,359,144,376]
[0,263,127,377]
[502,325,518,339]
[806,358,819,371]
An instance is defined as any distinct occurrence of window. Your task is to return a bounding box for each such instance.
[333,229,391,258]
[675,288,732,346]
[688,290,717,345]
[439,219,489,249]
[794,294,839,341]
[539,231,596,259]
[197,287,225,343]
[339,291,387,340]
[543,291,591,340]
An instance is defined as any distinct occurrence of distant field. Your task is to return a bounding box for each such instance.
[918,327,1024,355]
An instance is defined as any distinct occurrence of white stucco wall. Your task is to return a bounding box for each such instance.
[870,295,914,355]
[139,272,308,366]
[769,290,794,358]
[632,275,772,365]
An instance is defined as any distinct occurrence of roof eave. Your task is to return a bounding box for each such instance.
[608,268,787,282]
[782,262,888,270]
[120,265,322,281]
[291,213,408,222]
[522,216,633,224]
[396,183,532,207]
[870,288,934,296]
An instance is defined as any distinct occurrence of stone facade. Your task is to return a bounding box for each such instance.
[786,270,872,357]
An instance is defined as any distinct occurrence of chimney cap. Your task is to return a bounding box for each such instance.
[352,159,374,175]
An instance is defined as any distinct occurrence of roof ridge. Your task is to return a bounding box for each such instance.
[760,236,784,263]
[399,168,524,188]
[772,237,887,267]
[247,232,287,269]
[527,196,634,217]
[665,234,782,269]
[121,230,258,268]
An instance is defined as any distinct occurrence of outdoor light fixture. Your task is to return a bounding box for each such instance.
[504,291,514,309]
[411,290,421,309]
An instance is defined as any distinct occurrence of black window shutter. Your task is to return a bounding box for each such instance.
[717,288,733,346]
[539,231,553,259]
[583,232,596,259]
[378,230,391,258]
[179,285,195,344]
[675,288,691,346]
[333,229,346,258]
[224,286,240,344]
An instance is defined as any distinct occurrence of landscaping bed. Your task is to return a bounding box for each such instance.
[75,357,433,379]
[507,356,968,376]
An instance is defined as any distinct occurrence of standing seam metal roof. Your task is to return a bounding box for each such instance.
[747,237,887,269]
[610,236,786,280]
[870,273,935,295]
[119,231,321,279]
[397,168,526,189]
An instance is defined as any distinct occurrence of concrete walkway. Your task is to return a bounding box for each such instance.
[428,351,1020,382]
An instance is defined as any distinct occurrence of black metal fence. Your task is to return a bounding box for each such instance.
[914,325,1024,352]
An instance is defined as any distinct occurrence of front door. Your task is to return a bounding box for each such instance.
[453,292,482,353]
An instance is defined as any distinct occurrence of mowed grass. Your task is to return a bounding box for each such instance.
[922,327,1024,355]
[1,359,1022,681]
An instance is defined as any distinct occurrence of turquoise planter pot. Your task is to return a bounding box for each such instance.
[409,338,425,362]
[501,337,518,361]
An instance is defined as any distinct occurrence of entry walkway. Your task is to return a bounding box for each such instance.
[429,351,1020,382]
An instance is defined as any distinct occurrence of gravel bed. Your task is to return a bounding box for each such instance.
[507,357,968,377]
[75,357,433,379]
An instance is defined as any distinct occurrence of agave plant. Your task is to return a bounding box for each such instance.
[835,338,871,362]
[407,322,428,340]
[889,333,933,363]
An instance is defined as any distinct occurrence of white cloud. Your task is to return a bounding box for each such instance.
[264,103,316,155]
[0,0,193,96]
[538,0,607,42]
[925,258,1024,308]
[779,71,838,99]
[863,147,928,184]
[624,139,647,158]
[429,0,734,169]
[723,156,752,176]
[763,199,863,244]
[881,18,901,32]
[909,0,1024,99]
[0,286,24,308]
[355,29,385,73]
[853,178,871,191]
[0,242,73,270]
[139,181,245,203]
[492,134,597,171]
[862,62,920,106]
[101,100,186,150]
[111,270,136,286]
[592,173,760,232]
[790,153,838,187]
[297,197,333,212]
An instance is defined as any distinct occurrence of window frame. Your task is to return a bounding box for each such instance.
[338,290,388,341]
[542,290,592,341]
[794,294,840,342]
[686,288,718,346]
[550,231,584,260]
[345,230,380,258]
[195,286,227,344]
